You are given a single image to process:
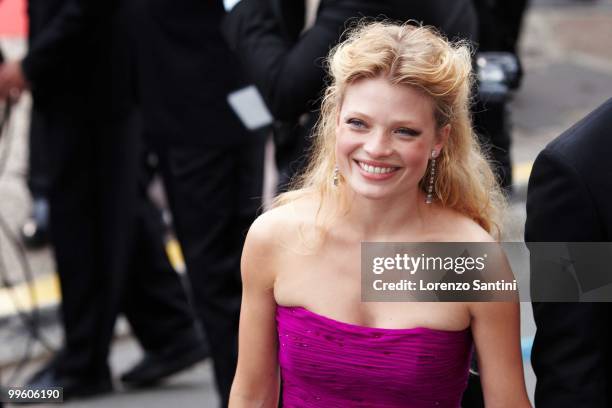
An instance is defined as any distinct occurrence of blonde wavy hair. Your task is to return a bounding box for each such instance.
[274,21,506,237]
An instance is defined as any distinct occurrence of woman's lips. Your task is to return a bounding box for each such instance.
[354,159,400,180]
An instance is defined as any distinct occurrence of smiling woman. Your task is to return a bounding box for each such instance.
[230,22,530,408]
[335,76,446,201]
[275,22,505,237]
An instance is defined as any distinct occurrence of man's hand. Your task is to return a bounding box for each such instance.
[0,60,28,101]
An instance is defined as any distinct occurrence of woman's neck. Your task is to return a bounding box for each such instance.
[338,187,431,241]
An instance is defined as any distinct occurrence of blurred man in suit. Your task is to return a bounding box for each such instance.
[526,98,612,407]
[131,2,265,405]
[0,0,206,398]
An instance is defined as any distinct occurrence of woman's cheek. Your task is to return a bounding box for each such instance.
[335,131,360,161]
[402,148,431,178]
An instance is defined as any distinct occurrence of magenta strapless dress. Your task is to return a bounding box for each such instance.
[276,306,473,407]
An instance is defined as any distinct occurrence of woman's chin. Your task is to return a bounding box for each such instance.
[345,181,396,201]
[343,175,422,203]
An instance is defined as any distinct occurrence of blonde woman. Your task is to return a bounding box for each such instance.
[230,22,530,408]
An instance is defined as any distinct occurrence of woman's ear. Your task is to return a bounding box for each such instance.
[434,124,451,153]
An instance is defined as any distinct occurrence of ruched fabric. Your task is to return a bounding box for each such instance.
[276,306,472,407]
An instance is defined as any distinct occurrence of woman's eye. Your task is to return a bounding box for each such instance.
[395,127,421,137]
[346,118,366,128]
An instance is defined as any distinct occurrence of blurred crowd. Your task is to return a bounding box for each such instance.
[0,0,530,406]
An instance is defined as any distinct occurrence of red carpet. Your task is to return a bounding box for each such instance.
[0,0,27,37]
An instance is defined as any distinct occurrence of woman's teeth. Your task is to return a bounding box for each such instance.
[358,161,397,174]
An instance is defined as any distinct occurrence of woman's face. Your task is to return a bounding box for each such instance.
[335,75,448,201]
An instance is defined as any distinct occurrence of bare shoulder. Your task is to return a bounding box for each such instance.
[246,206,287,248]
[251,195,318,238]
[432,207,496,243]
[438,210,513,274]
[242,207,287,266]
[240,205,291,287]
[244,194,320,260]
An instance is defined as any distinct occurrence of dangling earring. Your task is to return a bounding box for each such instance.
[333,165,340,187]
[425,150,438,204]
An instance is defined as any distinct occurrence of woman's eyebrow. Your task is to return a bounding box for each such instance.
[342,110,425,127]
[343,111,373,120]
[389,119,423,128]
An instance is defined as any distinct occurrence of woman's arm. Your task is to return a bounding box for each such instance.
[229,216,281,407]
[469,244,531,408]
[470,301,531,407]
[463,240,530,407]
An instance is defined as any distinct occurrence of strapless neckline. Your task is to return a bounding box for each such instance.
[276,304,473,407]
[276,305,470,334]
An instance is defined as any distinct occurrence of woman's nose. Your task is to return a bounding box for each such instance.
[363,130,392,157]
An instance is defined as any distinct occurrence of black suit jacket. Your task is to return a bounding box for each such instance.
[222,0,478,122]
[22,0,134,121]
[525,98,612,407]
[132,0,251,147]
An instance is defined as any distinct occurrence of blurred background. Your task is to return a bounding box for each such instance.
[1,0,612,406]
